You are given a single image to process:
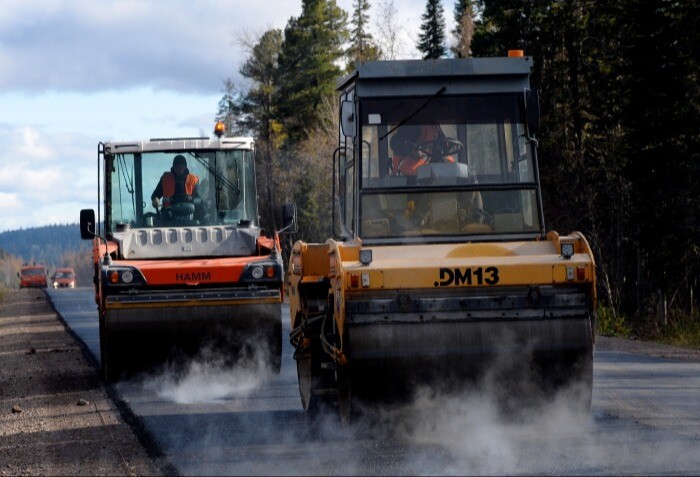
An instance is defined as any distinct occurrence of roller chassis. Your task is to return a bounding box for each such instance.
[81,132,291,383]
[288,55,597,421]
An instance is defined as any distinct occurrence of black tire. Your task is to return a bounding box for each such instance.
[100,310,121,383]
[269,319,283,374]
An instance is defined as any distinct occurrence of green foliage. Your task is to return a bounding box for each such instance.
[215,0,699,337]
[234,29,285,234]
[0,224,90,268]
[215,78,244,136]
[656,311,700,349]
[597,307,631,337]
[0,224,93,288]
[237,29,284,139]
[418,0,447,59]
[346,0,382,69]
[276,0,349,143]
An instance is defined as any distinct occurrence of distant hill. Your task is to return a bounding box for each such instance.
[0,224,91,268]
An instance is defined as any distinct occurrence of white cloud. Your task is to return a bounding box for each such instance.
[0,0,449,233]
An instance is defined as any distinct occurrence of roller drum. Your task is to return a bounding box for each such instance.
[101,289,282,381]
[343,286,593,400]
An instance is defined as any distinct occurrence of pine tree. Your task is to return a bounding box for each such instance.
[417,0,447,59]
[215,79,240,136]
[276,0,349,143]
[347,0,382,70]
[236,29,285,232]
[237,29,284,142]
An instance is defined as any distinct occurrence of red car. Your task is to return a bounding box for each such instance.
[18,265,48,288]
[51,268,77,289]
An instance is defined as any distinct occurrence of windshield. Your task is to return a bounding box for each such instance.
[55,271,75,279]
[108,149,258,230]
[356,94,541,240]
[22,268,45,276]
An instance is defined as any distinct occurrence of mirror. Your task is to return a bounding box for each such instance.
[340,100,356,138]
[280,203,298,234]
[526,88,540,138]
[79,209,96,240]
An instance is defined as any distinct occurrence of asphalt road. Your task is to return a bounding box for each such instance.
[47,287,700,476]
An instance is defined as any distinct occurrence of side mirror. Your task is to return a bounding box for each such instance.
[340,100,356,138]
[526,88,540,138]
[280,203,298,234]
[80,209,96,240]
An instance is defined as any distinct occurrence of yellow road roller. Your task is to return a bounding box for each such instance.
[288,52,596,420]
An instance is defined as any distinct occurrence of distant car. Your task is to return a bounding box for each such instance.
[51,268,77,289]
[18,265,48,288]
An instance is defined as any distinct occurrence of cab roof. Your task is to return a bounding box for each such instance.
[102,137,255,154]
[338,56,533,98]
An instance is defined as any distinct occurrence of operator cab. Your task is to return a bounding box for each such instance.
[336,57,545,244]
[80,127,266,260]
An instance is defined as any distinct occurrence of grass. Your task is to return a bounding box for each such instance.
[597,306,632,338]
[598,305,700,349]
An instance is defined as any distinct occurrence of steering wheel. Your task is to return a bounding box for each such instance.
[463,206,492,226]
[415,137,464,162]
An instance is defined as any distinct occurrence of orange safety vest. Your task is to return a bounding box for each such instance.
[390,124,454,176]
[161,172,199,206]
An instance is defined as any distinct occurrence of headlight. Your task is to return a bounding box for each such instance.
[251,266,264,279]
[561,242,575,259]
[104,266,145,286]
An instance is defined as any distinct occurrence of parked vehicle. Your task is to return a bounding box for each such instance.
[18,264,47,289]
[52,268,77,289]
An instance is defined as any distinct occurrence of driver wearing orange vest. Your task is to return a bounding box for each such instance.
[151,154,200,209]
[390,124,455,176]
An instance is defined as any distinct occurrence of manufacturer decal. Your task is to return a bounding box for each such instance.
[434,267,499,287]
[176,272,211,282]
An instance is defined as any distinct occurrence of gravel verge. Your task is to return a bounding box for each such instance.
[596,334,700,362]
[0,289,166,476]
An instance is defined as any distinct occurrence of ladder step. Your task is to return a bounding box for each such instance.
[311,388,338,396]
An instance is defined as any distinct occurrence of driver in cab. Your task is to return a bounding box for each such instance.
[389,123,486,232]
[151,154,200,210]
[389,124,455,177]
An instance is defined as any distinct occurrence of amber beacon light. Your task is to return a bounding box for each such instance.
[214,121,226,138]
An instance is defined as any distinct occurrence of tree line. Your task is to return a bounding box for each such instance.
[0,225,93,288]
[218,0,699,328]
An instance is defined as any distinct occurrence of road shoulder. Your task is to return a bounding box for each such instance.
[0,288,164,476]
[596,334,700,362]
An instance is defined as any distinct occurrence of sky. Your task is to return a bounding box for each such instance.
[0,0,453,233]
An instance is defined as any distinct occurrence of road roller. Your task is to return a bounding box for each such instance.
[80,123,296,382]
[288,52,597,420]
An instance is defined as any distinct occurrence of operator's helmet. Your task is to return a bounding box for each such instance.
[172,155,187,167]
[391,125,422,156]
[391,125,444,156]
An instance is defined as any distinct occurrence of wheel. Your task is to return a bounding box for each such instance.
[296,340,336,414]
[331,317,355,424]
[295,310,336,412]
[100,310,121,383]
[269,319,282,374]
[416,137,463,161]
[336,362,353,425]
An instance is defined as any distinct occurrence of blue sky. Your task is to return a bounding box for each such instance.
[0,0,453,232]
